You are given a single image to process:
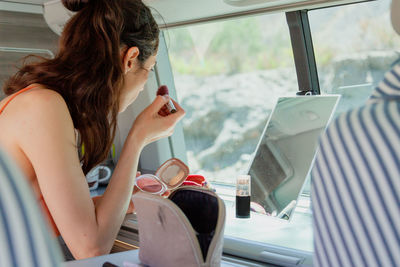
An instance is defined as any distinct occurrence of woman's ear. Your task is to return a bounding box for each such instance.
[122,47,140,74]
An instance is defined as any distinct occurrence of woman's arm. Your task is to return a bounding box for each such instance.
[91,172,140,214]
[14,89,184,259]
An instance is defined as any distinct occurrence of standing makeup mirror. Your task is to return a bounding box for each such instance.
[248,95,340,220]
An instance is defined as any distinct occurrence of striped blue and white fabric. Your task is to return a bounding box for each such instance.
[0,149,63,267]
[312,63,400,267]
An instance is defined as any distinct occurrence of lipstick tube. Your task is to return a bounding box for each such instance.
[236,174,251,218]
[157,85,177,114]
[165,99,177,114]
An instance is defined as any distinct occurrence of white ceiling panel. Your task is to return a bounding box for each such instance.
[144,0,368,27]
[2,0,369,27]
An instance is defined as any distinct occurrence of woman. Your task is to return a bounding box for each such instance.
[0,0,185,260]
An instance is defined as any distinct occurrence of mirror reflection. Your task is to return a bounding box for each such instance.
[249,96,339,219]
[162,165,186,186]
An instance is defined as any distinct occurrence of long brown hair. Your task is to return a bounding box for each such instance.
[3,0,159,174]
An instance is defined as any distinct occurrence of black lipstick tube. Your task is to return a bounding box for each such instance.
[236,175,251,218]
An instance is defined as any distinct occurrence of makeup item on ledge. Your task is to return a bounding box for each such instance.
[182,174,216,192]
[156,85,177,115]
[236,174,251,218]
[277,200,297,220]
[182,174,206,187]
[135,158,189,195]
[250,201,267,215]
[103,261,119,267]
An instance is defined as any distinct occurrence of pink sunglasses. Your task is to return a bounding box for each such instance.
[135,158,189,195]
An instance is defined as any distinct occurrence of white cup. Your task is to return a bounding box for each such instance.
[86,168,99,191]
[86,165,112,190]
[98,165,112,184]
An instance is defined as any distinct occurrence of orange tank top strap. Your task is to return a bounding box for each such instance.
[0,85,37,115]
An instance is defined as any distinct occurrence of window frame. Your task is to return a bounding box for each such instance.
[147,9,317,267]
[128,1,379,266]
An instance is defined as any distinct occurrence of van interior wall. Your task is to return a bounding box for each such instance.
[0,10,59,99]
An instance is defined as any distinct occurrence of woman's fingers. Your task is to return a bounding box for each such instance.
[162,190,171,197]
[149,95,171,114]
[155,96,185,119]
[158,106,169,117]
[131,94,186,146]
[133,186,140,194]
[127,199,135,214]
[159,98,185,128]
[169,98,185,119]
[169,97,182,111]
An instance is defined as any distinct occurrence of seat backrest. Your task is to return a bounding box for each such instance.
[312,2,400,266]
[0,149,63,267]
[311,101,400,267]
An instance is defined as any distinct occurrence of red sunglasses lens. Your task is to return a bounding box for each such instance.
[137,177,163,193]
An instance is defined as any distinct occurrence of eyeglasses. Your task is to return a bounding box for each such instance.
[135,158,189,195]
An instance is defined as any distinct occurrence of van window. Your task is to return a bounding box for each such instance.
[0,10,58,99]
[167,13,297,188]
[0,48,54,100]
[165,1,398,262]
[309,0,400,114]
[165,14,316,263]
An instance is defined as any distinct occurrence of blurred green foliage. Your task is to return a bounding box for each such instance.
[166,6,400,76]
[166,15,295,76]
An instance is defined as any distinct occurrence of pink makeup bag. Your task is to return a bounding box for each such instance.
[132,186,226,267]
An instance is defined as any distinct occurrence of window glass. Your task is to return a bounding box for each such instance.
[0,49,53,100]
[165,14,316,258]
[309,0,400,114]
[166,14,297,187]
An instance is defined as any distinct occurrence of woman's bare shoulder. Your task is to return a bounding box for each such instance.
[11,85,70,119]
[23,85,67,108]
[6,85,75,138]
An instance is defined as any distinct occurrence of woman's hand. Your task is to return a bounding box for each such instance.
[131,95,185,146]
